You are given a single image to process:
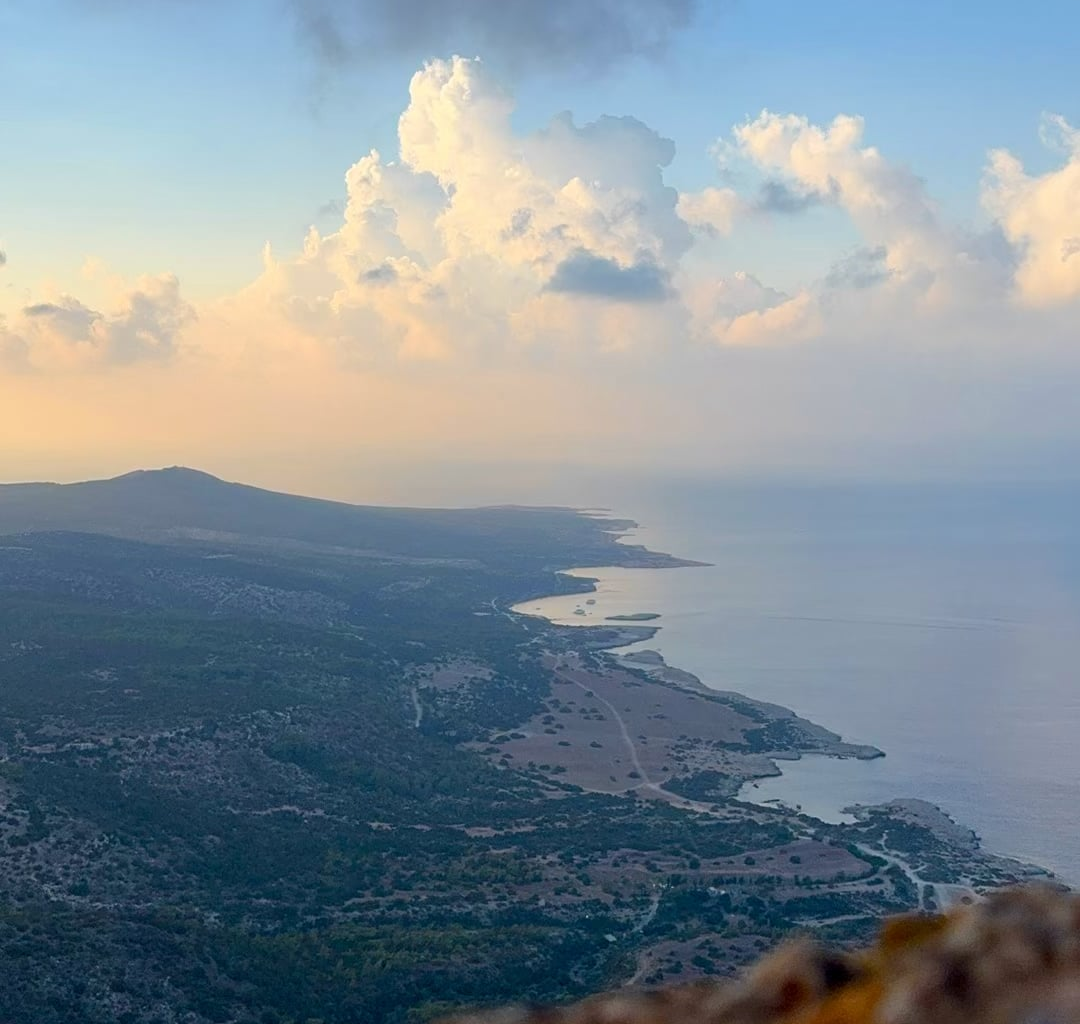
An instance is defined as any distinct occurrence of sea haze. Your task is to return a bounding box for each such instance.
[519,481,1080,884]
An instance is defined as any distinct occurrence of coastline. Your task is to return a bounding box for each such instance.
[511,521,1057,894]
[512,562,884,768]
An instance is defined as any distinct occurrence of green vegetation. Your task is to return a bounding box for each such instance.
[0,474,1041,1022]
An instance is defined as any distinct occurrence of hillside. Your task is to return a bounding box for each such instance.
[0,467,685,571]
[0,471,1046,1023]
[447,885,1080,1024]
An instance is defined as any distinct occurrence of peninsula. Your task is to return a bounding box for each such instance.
[0,468,1051,1024]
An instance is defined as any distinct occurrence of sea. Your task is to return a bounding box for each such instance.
[515,480,1080,884]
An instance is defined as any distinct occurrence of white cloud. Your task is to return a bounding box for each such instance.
[676,186,743,235]
[688,271,820,346]
[983,114,1080,306]
[732,112,941,260]
[8,67,1078,377]
[198,67,1080,369]
[2,273,194,372]
[222,56,696,362]
[6,61,1080,485]
[398,57,691,274]
[728,110,1011,310]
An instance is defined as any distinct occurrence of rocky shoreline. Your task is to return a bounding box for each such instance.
[618,649,885,763]
[516,539,1059,898]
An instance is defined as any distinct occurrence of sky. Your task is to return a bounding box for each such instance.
[2,0,1080,504]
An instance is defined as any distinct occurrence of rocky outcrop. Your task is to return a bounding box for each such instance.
[445,884,1080,1023]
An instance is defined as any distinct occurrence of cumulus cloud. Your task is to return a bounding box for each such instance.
[137,65,1080,368]
[752,178,831,214]
[982,114,1080,306]
[720,291,820,346]
[676,186,743,235]
[733,112,953,279]
[676,175,829,234]
[8,59,1080,487]
[689,272,821,346]
[1,273,194,372]
[12,64,1080,377]
[723,109,1024,311]
[233,57,692,360]
[24,301,96,326]
[292,0,695,73]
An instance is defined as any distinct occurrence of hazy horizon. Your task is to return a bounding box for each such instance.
[4,1,1080,493]
[5,5,1080,1017]
[6,462,1080,524]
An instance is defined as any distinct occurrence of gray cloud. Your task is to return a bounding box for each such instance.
[23,299,102,338]
[0,250,7,268]
[501,208,533,242]
[753,178,831,215]
[291,0,696,73]
[80,0,698,86]
[545,250,673,302]
[825,246,891,291]
[360,263,398,285]
[18,279,194,366]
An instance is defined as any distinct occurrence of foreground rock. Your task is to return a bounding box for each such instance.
[444,884,1080,1023]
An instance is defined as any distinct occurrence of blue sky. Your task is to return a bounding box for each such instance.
[4,0,1077,299]
[3,0,1080,493]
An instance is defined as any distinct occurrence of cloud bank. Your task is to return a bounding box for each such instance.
[4,59,1080,487]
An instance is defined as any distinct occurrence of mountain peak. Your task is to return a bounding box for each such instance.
[111,466,226,485]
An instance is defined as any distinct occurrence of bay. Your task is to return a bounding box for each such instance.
[517,481,1080,883]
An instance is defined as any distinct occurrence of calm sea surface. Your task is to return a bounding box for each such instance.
[518,482,1080,883]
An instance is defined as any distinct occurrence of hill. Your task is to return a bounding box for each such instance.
[447,885,1080,1024]
[0,467,685,571]
[0,470,1045,1024]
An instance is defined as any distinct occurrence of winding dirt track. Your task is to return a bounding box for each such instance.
[552,660,734,818]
